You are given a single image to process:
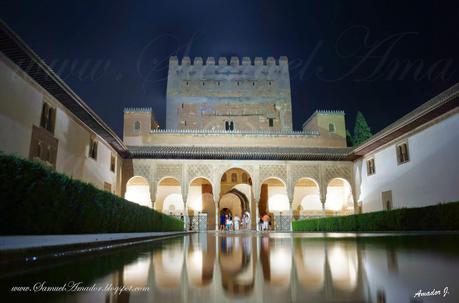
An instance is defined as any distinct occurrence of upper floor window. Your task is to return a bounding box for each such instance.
[40,102,56,134]
[134,121,141,134]
[110,155,116,172]
[134,121,141,130]
[89,137,98,160]
[366,158,376,175]
[34,142,42,159]
[268,118,274,127]
[396,142,409,164]
[225,121,234,131]
[328,122,336,133]
[221,173,227,182]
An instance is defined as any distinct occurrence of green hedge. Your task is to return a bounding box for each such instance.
[0,153,183,235]
[292,201,459,232]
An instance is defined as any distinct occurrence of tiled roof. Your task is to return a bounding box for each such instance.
[149,129,320,136]
[128,145,353,161]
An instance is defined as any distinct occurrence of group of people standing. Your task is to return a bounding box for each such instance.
[219,212,251,231]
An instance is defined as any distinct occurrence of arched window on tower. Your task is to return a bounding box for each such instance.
[134,121,141,134]
[328,122,336,133]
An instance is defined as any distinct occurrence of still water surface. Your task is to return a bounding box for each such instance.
[1,232,459,303]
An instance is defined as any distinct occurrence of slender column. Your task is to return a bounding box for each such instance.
[288,189,294,231]
[256,202,260,231]
[183,201,188,231]
[182,191,189,231]
[215,203,219,231]
[213,187,220,231]
[321,196,326,216]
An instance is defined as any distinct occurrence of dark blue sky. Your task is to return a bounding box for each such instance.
[1,0,458,136]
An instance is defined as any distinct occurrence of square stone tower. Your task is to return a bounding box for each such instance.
[302,110,347,147]
[123,107,159,140]
[166,56,293,131]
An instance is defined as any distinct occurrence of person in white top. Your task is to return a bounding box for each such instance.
[233,216,240,230]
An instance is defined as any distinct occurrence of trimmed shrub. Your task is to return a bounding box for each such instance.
[292,202,459,232]
[0,153,183,235]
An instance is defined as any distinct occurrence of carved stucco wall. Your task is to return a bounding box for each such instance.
[131,159,355,208]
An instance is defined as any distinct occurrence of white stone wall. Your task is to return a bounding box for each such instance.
[354,111,459,212]
[0,54,123,195]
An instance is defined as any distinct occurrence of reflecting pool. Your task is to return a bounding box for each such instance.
[1,232,459,302]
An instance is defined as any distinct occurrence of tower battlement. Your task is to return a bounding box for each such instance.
[169,56,288,66]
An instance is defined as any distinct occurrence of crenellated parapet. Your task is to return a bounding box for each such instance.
[169,56,289,66]
[124,107,152,113]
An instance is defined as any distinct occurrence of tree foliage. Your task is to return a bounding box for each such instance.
[346,129,353,147]
[353,111,372,146]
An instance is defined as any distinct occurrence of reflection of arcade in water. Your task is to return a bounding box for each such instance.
[102,234,371,303]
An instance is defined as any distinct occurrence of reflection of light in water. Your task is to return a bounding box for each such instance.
[269,246,292,287]
[328,244,358,291]
[187,249,204,287]
[123,256,151,288]
[295,243,325,290]
[154,246,184,288]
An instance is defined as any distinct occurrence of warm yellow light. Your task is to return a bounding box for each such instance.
[123,257,151,287]
[125,184,151,207]
[328,244,358,291]
[269,246,292,287]
[189,194,203,212]
[268,194,289,212]
[163,193,184,214]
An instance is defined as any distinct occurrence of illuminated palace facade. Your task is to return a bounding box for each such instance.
[1,21,459,231]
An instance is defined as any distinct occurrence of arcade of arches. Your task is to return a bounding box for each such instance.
[124,161,356,230]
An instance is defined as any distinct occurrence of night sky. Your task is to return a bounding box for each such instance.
[1,0,458,136]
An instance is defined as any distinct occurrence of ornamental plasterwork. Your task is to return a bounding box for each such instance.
[155,163,183,183]
[288,164,320,185]
[186,163,214,186]
[323,164,353,185]
[259,164,287,184]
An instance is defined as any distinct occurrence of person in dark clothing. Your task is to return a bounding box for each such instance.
[220,213,226,230]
